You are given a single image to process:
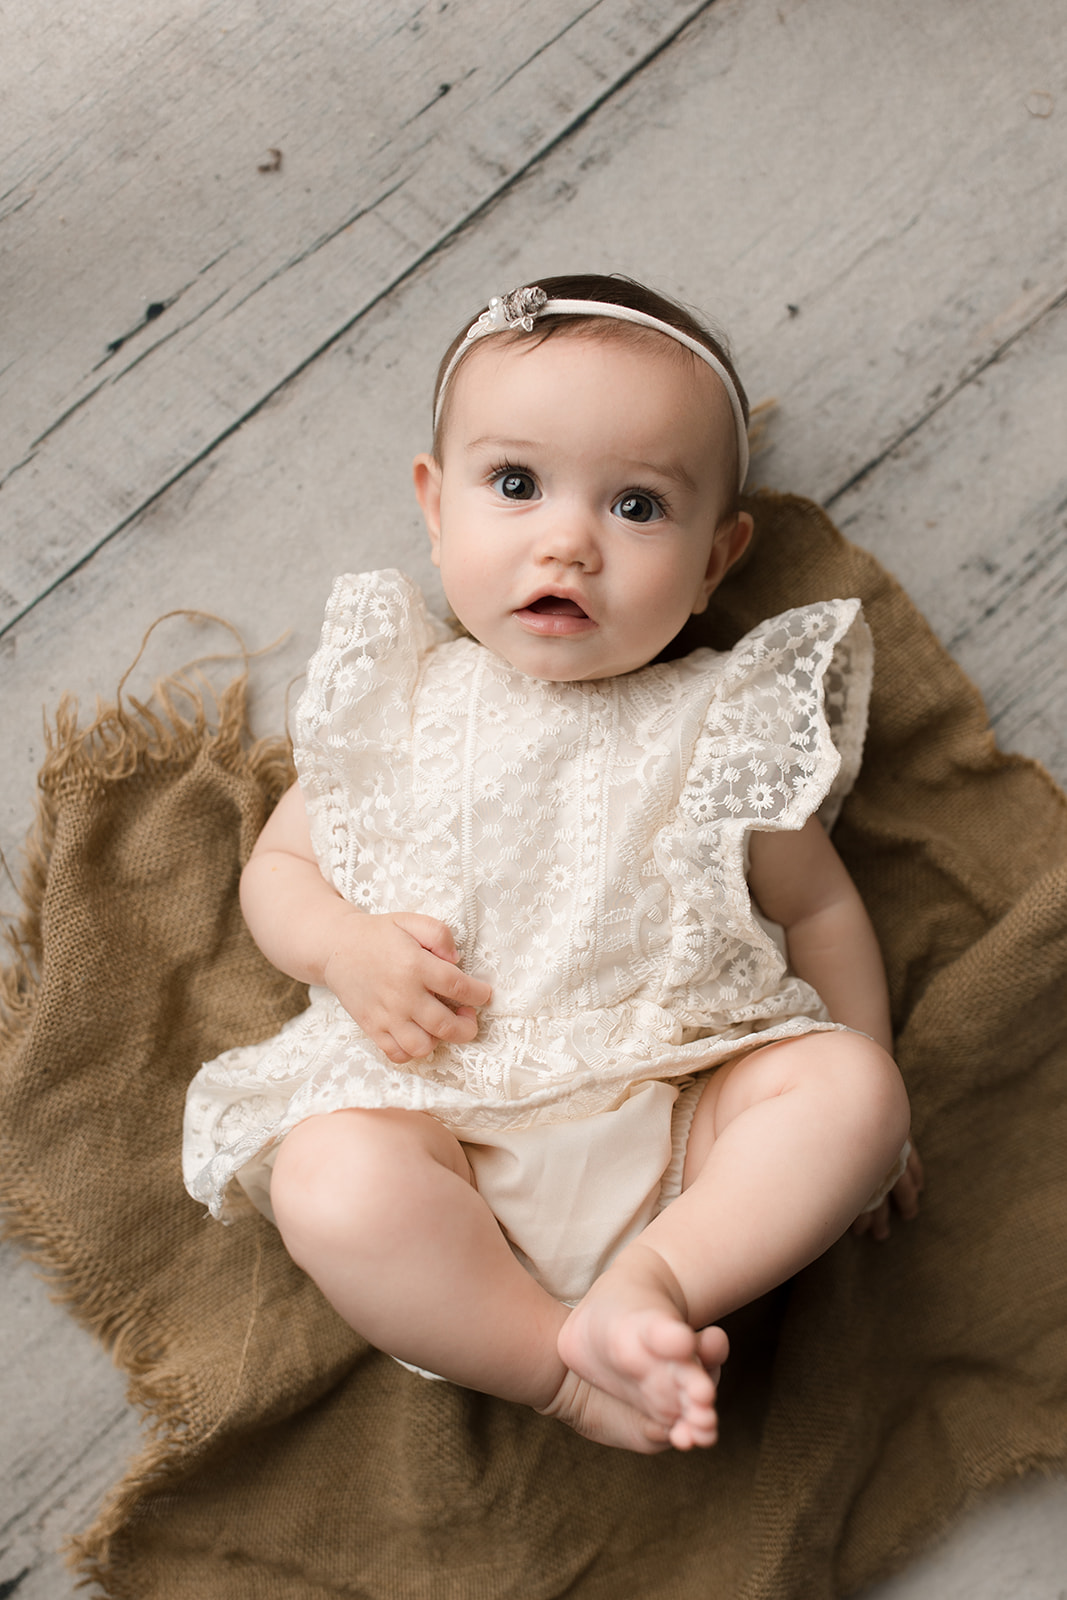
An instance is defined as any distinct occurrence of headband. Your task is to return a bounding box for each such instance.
[433,284,749,486]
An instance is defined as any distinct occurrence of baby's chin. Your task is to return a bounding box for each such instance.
[450,613,663,682]
[491,644,657,683]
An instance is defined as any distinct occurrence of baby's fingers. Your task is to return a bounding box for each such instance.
[392,912,461,964]
[375,998,479,1063]
[414,996,480,1046]
[852,1199,890,1240]
[425,953,492,1010]
[377,1021,438,1065]
[391,914,492,1007]
[891,1148,924,1221]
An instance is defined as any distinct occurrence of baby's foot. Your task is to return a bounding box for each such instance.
[537,1366,672,1454]
[558,1246,729,1451]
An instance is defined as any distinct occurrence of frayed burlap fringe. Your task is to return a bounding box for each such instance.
[0,639,299,1593]
[2,649,293,1047]
[2,673,282,1019]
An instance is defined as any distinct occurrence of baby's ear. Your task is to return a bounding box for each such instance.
[693,510,754,613]
[412,454,443,563]
[722,510,754,574]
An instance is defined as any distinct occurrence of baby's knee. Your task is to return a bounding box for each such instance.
[272,1111,376,1255]
[821,1035,910,1157]
[271,1108,466,1260]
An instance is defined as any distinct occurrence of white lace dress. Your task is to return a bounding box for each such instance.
[183,570,877,1297]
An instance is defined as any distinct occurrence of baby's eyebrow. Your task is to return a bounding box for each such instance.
[631,458,697,495]
[465,435,540,454]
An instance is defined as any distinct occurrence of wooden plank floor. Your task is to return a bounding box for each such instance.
[2,1,1065,1594]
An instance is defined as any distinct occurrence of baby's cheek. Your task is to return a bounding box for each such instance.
[638,567,700,635]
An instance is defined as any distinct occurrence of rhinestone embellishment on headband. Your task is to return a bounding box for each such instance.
[467,285,549,339]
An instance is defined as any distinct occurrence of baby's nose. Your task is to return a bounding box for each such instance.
[535,505,601,567]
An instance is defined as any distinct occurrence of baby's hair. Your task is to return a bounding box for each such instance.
[431,273,750,500]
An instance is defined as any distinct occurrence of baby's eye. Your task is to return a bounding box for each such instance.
[612,492,664,524]
[491,469,539,501]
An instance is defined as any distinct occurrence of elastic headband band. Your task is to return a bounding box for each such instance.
[433,284,749,486]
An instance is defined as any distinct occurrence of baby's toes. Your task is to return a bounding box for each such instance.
[668,1408,719,1451]
[636,1310,698,1364]
[620,1319,697,1415]
[669,1369,718,1449]
[613,1312,696,1405]
[677,1358,716,1415]
[696,1323,729,1379]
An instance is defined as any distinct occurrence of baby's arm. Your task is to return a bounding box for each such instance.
[747,816,892,1051]
[240,783,491,1063]
[747,818,922,1233]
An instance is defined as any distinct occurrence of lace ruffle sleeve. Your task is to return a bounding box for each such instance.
[292,570,451,898]
[679,598,873,837]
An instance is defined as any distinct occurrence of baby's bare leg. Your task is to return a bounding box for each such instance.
[271,1107,671,1453]
[559,1032,910,1449]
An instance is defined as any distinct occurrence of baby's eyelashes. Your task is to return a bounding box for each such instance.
[485,465,668,524]
[611,490,666,524]
[489,466,540,501]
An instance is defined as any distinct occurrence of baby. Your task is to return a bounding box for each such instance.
[183,274,921,1454]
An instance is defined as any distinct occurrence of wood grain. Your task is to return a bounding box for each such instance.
[0,1239,140,1598]
[0,0,715,630]
[1,0,1064,1593]
[831,293,1067,781]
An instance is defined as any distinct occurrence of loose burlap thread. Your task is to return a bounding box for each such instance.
[2,492,1065,1599]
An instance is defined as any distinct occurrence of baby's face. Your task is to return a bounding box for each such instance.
[414,331,752,681]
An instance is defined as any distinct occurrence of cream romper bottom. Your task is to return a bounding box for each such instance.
[239,1072,707,1311]
[458,1074,707,1307]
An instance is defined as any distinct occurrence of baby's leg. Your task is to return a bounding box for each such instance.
[559,1032,910,1448]
[270,1107,671,1453]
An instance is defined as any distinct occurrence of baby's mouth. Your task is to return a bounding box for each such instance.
[515,593,597,636]
[525,596,588,618]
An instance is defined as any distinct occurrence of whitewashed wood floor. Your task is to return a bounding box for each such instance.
[2,2,1066,1595]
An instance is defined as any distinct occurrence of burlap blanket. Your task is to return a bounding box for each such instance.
[2,492,1065,1600]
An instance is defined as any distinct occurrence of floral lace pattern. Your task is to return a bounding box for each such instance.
[183,571,873,1217]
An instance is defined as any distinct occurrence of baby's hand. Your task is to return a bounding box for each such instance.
[852,1141,924,1242]
[322,911,492,1065]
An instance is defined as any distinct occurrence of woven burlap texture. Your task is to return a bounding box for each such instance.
[2,492,1065,1600]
